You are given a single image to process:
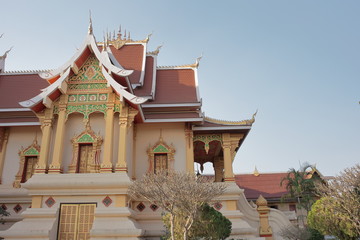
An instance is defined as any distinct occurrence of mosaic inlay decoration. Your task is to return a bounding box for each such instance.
[68,56,107,84]
[213,202,223,211]
[102,196,113,207]
[45,197,56,208]
[13,204,22,213]
[136,202,146,212]
[150,204,158,212]
[1,204,7,211]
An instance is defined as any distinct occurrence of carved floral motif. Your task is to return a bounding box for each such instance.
[13,139,40,188]
[68,122,103,173]
[147,135,175,173]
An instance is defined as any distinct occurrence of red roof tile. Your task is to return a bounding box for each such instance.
[0,74,49,108]
[150,69,198,104]
[144,112,201,120]
[235,173,289,200]
[134,56,154,96]
[110,45,144,85]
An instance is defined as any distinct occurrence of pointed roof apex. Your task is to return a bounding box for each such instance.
[88,10,93,35]
[253,166,260,176]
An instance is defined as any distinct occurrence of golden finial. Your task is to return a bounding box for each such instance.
[88,10,93,35]
[102,35,106,52]
[159,129,163,142]
[33,131,38,145]
[256,195,268,207]
[253,166,260,177]
[117,25,122,39]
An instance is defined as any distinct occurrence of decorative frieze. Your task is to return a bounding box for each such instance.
[193,134,222,153]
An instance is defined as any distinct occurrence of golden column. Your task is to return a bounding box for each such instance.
[222,133,235,182]
[213,156,224,182]
[35,108,53,174]
[101,102,115,173]
[49,96,67,173]
[0,128,9,183]
[185,124,195,173]
[115,102,128,172]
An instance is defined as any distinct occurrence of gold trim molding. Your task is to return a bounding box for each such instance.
[68,122,103,173]
[147,134,175,173]
[204,110,257,126]
[13,139,40,188]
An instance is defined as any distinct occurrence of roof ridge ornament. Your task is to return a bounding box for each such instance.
[147,44,163,56]
[253,166,260,176]
[98,27,152,49]
[204,110,257,126]
[0,46,12,59]
[194,53,203,68]
[88,10,93,35]
[157,53,203,69]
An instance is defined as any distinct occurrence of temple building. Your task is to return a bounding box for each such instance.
[0,22,290,239]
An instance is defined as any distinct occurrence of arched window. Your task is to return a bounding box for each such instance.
[147,137,175,174]
[13,140,40,188]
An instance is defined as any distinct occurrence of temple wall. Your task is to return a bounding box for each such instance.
[61,112,115,173]
[135,123,186,179]
[2,126,41,185]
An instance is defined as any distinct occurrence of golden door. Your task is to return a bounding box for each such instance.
[78,144,92,173]
[154,154,168,173]
[23,157,37,182]
[58,203,96,240]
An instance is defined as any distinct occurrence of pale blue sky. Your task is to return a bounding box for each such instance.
[1,0,359,176]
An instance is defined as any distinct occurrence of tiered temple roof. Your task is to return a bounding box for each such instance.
[0,22,255,140]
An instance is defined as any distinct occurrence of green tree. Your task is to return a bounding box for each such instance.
[128,171,227,240]
[308,164,360,239]
[281,163,319,213]
[163,203,231,240]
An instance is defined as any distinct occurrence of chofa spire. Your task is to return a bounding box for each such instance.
[0,34,13,73]
[88,10,93,35]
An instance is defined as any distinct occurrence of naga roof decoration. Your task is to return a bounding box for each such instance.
[147,45,163,56]
[157,54,203,69]
[204,110,257,126]
[20,23,148,110]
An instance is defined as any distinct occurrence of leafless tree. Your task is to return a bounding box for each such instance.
[128,171,227,240]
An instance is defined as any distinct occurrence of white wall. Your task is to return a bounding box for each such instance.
[135,123,186,179]
[2,126,41,185]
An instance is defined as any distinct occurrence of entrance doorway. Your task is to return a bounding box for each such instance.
[57,203,96,240]
[77,144,93,173]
